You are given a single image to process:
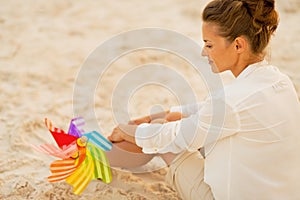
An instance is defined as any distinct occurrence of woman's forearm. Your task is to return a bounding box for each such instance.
[118,124,138,144]
[130,110,170,124]
[149,110,170,121]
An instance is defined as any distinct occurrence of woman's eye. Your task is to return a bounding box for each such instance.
[206,45,212,49]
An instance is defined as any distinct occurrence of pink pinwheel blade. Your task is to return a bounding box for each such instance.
[32,142,78,159]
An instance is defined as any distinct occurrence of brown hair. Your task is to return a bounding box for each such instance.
[202,0,279,54]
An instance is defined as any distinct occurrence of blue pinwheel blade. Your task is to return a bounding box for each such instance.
[85,131,112,151]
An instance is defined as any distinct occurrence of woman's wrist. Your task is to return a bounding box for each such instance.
[131,111,170,125]
[149,110,170,121]
[119,124,138,144]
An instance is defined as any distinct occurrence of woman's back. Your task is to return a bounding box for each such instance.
[205,61,300,199]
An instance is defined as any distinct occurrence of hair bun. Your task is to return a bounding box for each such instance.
[202,0,279,54]
[242,0,278,34]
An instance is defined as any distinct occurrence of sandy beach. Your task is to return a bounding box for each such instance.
[1,0,300,199]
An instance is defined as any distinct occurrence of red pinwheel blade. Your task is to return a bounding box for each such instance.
[45,118,78,148]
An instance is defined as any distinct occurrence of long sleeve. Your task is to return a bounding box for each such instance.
[135,98,240,154]
[170,102,205,116]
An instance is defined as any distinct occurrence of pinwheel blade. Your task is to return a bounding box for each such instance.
[68,117,85,138]
[66,152,94,195]
[45,118,78,148]
[48,159,77,182]
[75,141,87,166]
[84,131,112,151]
[88,143,112,183]
[32,142,78,159]
[41,117,113,195]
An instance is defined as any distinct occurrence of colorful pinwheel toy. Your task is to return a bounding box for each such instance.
[33,117,113,195]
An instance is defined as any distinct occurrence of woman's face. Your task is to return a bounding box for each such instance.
[202,22,238,73]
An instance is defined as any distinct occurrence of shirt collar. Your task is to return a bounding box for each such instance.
[236,60,268,80]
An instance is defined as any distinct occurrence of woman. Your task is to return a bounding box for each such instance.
[107,0,300,199]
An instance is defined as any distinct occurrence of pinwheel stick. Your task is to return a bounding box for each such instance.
[76,136,88,147]
[80,136,87,144]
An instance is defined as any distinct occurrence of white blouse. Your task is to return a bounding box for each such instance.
[135,61,300,199]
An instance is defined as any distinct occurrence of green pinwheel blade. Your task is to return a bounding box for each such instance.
[88,143,112,183]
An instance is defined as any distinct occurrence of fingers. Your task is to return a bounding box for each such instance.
[128,116,151,125]
[150,118,167,124]
[108,126,124,143]
[107,135,113,141]
[128,120,136,125]
[165,112,185,122]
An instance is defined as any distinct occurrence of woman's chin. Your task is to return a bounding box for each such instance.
[210,64,220,73]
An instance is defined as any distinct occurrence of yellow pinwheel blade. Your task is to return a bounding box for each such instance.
[66,152,94,195]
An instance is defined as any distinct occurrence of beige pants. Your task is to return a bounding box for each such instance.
[165,151,215,200]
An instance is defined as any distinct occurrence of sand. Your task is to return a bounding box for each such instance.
[1,0,299,199]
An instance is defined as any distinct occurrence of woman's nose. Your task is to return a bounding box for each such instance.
[201,47,207,57]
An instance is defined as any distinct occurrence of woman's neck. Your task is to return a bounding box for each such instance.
[231,53,264,77]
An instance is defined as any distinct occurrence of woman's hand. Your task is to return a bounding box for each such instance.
[165,112,186,122]
[108,124,138,144]
[128,110,171,125]
[128,116,151,125]
[108,126,125,143]
[128,111,186,125]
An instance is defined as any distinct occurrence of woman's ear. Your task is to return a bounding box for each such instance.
[234,36,248,53]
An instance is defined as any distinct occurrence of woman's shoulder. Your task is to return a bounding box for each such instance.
[221,63,294,106]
